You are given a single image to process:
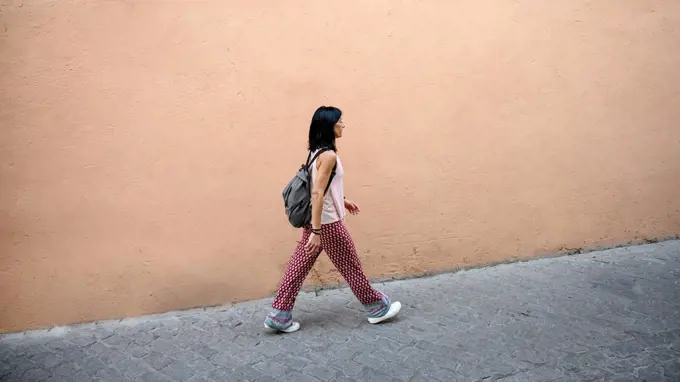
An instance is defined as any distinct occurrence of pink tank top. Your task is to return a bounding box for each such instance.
[310,150,345,225]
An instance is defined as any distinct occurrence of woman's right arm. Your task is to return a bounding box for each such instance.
[305,151,337,253]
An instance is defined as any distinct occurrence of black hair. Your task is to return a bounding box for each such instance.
[308,106,342,152]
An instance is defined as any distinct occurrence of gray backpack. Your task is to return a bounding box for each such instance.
[282,149,336,228]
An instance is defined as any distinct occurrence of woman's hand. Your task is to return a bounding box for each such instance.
[344,198,361,215]
[305,232,321,255]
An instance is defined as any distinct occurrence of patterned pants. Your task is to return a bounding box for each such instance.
[272,221,385,313]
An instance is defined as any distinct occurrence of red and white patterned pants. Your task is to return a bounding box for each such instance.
[272,220,383,311]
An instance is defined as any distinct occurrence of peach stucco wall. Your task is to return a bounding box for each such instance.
[1,0,679,332]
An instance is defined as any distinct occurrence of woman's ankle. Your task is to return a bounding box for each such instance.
[265,309,293,329]
[364,293,391,318]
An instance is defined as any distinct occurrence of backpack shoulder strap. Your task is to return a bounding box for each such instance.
[326,162,337,193]
[306,148,331,169]
[307,148,337,194]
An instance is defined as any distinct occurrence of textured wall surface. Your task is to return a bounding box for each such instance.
[1,0,679,332]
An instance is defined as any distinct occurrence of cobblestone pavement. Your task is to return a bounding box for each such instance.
[1,241,679,381]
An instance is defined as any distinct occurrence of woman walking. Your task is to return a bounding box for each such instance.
[264,106,401,333]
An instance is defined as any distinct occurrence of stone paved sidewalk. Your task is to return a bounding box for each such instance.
[1,241,679,381]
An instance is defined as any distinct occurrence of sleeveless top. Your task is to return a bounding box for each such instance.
[310,150,345,225]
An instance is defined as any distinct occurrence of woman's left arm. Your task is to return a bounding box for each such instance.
[344,198,360,215]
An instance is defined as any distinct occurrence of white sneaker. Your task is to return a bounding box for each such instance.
[264,321,300,333]
[367,301,402,324]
